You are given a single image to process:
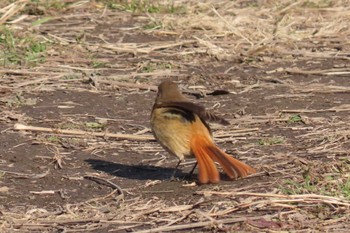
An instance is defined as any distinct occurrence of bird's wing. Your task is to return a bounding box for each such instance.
[155,101,230,126]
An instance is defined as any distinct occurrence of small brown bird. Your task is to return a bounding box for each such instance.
[150,80,256,184]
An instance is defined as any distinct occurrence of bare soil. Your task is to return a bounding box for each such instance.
[1,1,350,232]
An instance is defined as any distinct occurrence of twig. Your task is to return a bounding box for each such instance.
[30,190,56,195]
[133,214,279,233]
[84,175,124,198]
[0,69,59,76]
[280,105,350,113]
[96,80,157,91]
[14,123,154,141]
[293,85,350,94]
[101,40,196,55]
[285,67,350,76]
[0,169,49,179]
[264,93,314,100]
[15,73,71,88]
[196,191,350,207]
[214,128,260,138]
[130,70,176,78]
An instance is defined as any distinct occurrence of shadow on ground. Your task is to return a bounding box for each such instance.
[86,159,189,181]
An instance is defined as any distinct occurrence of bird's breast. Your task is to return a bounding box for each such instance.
[151,107,194,160]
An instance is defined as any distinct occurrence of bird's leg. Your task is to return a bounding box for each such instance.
[170,160,182,181]
[188,162,198,177]
[179,161,198,181]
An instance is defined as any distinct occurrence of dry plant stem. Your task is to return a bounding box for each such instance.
[15,74,70,88]
[14,123,154,141]
[0,169,49,179]
[0,0,28,24]
[30,190,55,195]
[285,51,350,60]
[285,67,350,75]
[196,191,350,206]
[133,213,279,233]
[101,40,196,55]
[0,69,59,75]
[84,175,124,197]
[96,80,158,91]
[281,106,350,113]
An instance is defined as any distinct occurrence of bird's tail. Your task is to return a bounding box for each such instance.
[190,135,256,184]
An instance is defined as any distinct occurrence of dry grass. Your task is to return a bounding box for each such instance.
[1,0,350,232]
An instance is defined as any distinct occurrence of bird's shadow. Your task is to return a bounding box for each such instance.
[85,159,189,181]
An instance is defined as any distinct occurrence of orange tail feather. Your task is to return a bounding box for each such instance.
[191,137,220,184]
[207,145,256,179]
[191,136,256,183]
[193,146,209,183]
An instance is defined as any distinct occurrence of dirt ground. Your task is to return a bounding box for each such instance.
[1,0,350,232]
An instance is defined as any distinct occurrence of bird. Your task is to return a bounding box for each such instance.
[150,80,256,184]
